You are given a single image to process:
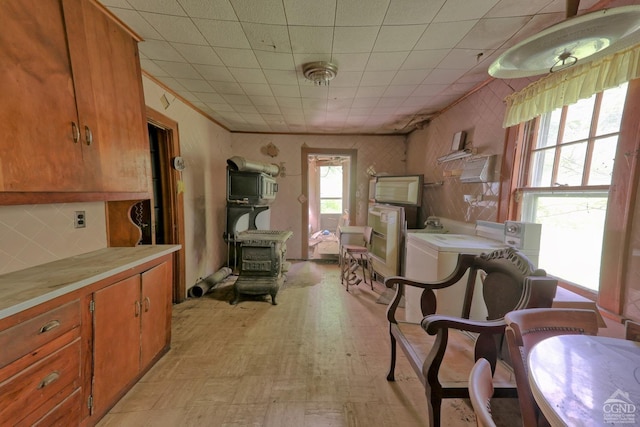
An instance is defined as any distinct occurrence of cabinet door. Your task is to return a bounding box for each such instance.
[68,0,151,193]
[140,261,172,368]
[0,0,85,192]
[92,274,141,416]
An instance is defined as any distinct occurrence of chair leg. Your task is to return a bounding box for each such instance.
[387,331,397,381]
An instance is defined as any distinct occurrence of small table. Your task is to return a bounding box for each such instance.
[528,335,640,426]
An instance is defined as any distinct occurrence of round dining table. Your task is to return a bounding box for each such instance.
[528,335,640,426]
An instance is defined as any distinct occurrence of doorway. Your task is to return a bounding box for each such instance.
[301,147,357,260]
[144,107,186,303]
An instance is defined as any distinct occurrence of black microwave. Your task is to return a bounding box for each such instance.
[227,170,278,205]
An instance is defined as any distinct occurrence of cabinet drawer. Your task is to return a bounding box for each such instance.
[0,300,81,368]
[30,387,82,427]
[0,338,81,423]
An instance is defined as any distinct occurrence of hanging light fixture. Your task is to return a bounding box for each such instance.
[302,61,338,86]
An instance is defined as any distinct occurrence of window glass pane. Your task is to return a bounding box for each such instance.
[562,96,595,143]
[320,166,342,197]
[320,199,342,214]
[530,148,554,187]
[556,142,587,186]
[589,136,618,185]
[596,82,628,135]
[535,109,562,149]
[521,192,608,292]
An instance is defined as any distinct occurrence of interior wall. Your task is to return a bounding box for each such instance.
[230,133,406,259]
[406,78,533,224]
[142,76,233,292]
[0,202,107,274]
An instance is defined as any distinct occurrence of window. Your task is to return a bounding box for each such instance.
[518,83,629,292]
[319,165,343,214]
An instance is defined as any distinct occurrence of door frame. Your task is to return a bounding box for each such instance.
[301,147,357,260]
[146,107,186,303]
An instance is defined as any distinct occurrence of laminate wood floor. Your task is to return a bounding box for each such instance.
[97,261,505,427]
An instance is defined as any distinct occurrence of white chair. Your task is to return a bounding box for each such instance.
[469,358,497,427]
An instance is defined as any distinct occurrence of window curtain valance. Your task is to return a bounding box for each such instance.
[503,44,640,128]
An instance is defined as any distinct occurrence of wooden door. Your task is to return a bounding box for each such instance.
[72,0,150,194]
[0,0,85,191]
[92,274,141,416]
[140,262,172,368]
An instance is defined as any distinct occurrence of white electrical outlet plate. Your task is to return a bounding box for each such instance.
[74,211,86,228]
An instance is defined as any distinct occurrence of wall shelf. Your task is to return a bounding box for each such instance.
[437,148,475,164]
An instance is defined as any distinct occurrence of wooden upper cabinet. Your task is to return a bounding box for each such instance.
[0,0,87,192]
[0,0,150,199]
[66,0,151,193]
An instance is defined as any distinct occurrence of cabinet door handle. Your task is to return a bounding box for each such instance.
[135,300,141,317]
[39,320,60,334]
[37,371,60,389]
[84,125,93,146]
[71,122,80,143]
[144,296,150,312]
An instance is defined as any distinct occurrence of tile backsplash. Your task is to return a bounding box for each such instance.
[0,202,107,274]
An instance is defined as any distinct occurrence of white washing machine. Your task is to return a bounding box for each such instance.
[403,232,507,324]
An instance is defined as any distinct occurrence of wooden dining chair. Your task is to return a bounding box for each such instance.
[340,226,373,291]
[504,308,600,427]
[469,358,497,427]
[625,319,640,342]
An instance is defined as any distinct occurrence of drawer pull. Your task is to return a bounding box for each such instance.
[37,371,60,389]
[39,320,61,334]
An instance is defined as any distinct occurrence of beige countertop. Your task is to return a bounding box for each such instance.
[0,245,181,320]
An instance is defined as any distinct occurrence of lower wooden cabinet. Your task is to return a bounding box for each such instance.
[92,260,172,418]
[0,252,173,426]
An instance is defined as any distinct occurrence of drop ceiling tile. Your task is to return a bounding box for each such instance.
[375,97,405,108]
[230,0,287,24]
[401,49,449,69]
[360,70,396,86]
[233,104,260,114]
[255,105,282,114]
[271,85,302,97]
[439,49,488,69]
[214,48,260,68]
[99,0,132,7]
[175,78,215,92]
[283,0,336,26]
[108,8,162,39]
[366,51,410,71]
[329,86,358,98]
[193,64,235,81]
[221,93,253,105]
[458,17,531,50]
[373,25,427,52]
[156,61,201,78]
[172,44,224,66]
[138,40,184,61]
[156,77,188,92]
[391,69,427,85]
[328,54,369,72]
[125,0,186,15]
[432,0,500,22]
[209,81,244,94]
[263,69,299,85]
[205,102,235,112]
[240,83,273,96]
[277,98,304,109]
[356,86,387,97]
[140,59,169,77]
[140,12,208,44]
[414,21,477,50]
[336,0,389,26]
[333,27,379,54]
[383,85,416,97]
[411,83,449,97]
[383,0,445,24]
[178,0,237,20]
[485,0,548,18]
[300,85,330,99]
[254,51,296,70]
[422,68,466,84]
[251,96,280,106]
[289,26,333,54]
[229,68,268,84]
[242,23,292,53]
[194,92,227,103]
[194,19,251,48]
[329,71,364,87]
